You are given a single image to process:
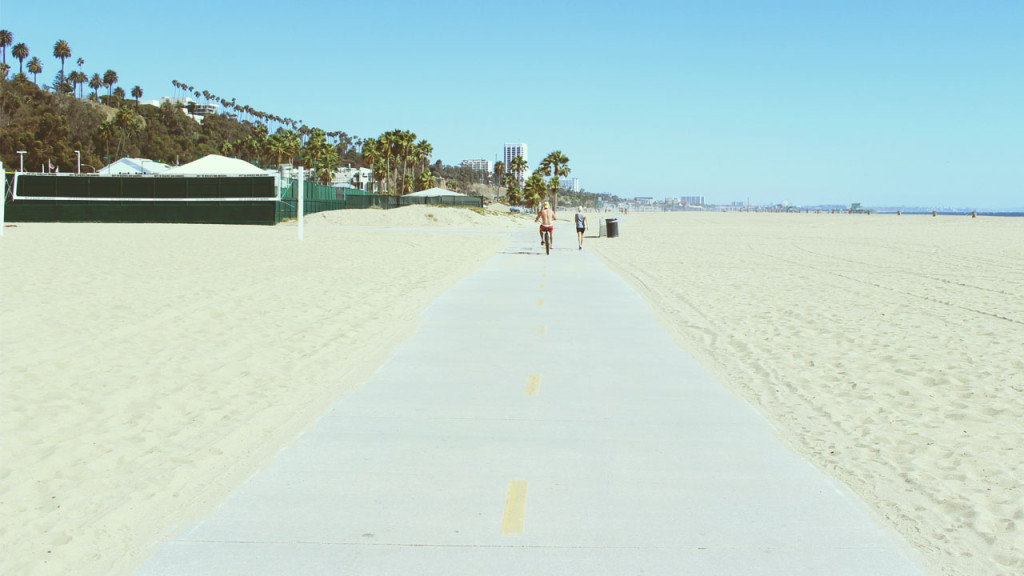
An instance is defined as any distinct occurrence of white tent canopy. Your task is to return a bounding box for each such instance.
[404,187,466,197]
[97,158,171,175]
[161,154,270,176]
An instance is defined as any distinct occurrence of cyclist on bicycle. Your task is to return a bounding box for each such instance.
[535,201,556,247]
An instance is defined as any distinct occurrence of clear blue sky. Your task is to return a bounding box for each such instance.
[3,0,1022,209]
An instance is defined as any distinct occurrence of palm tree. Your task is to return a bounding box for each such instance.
[69,70,86,97]
[74,57,85,96]
[303,128,338,184]
[103,69,118,97]
[494,161,506,191]
[266,130,286,166]
[362,138,387,193]
[0,62,9,80]
[27,56,42,84]
[0,30,12,65]
[413,139,433,184]
[414,168,435,192]
[523,171,547,209]
[284,130,302,166]
[89,73,102,100]
[510,155,527,186]
[131,85,143,106]
[362,137,379,168]
[97,120,116,159]
[53,39,71,77]
[377,131,397,194]
[12,42,28,75]
[537,150,570,211]
[396,130,416,193]
[502,172,521,205]
[113,106,142,156]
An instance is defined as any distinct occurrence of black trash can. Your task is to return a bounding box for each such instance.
[606,218,619,238]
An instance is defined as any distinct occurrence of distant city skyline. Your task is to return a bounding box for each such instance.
[4,1,1023,210]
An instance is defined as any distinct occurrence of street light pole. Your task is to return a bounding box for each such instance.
[75,150,81,174]
[17,151,26,172]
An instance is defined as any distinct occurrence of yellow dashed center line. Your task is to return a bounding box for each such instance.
[537,298,544,307]
[540,284,545,289]
[537,324,547,336]
[526,374,541,396]
[501,480,529,535]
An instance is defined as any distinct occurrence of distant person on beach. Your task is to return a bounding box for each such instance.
[575,206,588,249]
[536,202,556,247]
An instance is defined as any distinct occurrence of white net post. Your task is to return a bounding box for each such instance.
[297,166,304,240]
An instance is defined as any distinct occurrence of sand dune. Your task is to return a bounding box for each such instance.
[0,206,523,575]
[589,212,1024,576]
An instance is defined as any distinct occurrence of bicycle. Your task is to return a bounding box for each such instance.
[541,225,553,255]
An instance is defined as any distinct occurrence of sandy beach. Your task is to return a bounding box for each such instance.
[0,205,526,575]
[588,212,1024,576]
[4,208,1022,576]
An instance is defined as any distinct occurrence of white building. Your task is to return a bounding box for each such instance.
[503,143,528,169]
[331,166,376,192]
[560,177,580,193]
[460,159,493,173]
[140,97,219,123]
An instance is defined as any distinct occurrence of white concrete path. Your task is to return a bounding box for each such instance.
[137,228,932,575]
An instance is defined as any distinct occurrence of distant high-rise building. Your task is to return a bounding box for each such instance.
[503,143,528,169]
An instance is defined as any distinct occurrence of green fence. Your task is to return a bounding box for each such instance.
[391,194,484,209]
[274,182,484,220]
[275,179,348,221]
[3,173,484,225]
[11,174,276,199]
[354,194,485,210]
[5,174,279,224]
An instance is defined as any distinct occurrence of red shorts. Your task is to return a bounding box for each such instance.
[539,225,554,231]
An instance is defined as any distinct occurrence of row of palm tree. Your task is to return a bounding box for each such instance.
[172,79,368,165]
[214,122,344,185]
[166,82,454,195]
[171,80,353,150]
[361,130,435,195]
[499,152,572,208]
[0,30,141,105]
